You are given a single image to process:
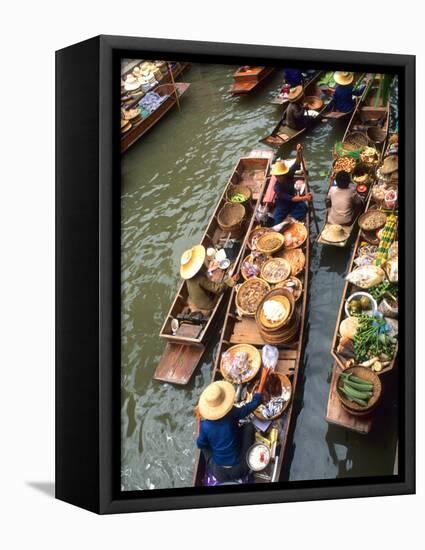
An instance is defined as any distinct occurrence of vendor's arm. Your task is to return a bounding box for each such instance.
[196,421,210,449]
[353,85,365,97]
[199,274,236,295]
[233,393,263,420]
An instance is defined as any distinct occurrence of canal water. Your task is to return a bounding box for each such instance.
[121,64,398,490]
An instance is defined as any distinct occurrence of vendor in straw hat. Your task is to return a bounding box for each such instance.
[196,381,263,483]
[326,170,364,225]
[285,85,308,130]
[180,245,239,314]
[328,71,365,113]
[270,144,312,227]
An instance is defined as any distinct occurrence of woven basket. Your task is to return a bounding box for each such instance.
[336,366,382,416]
[217,202,246,238]
[247,226,273,250]
[305,95,323,110]
[256,231,285,255]
[236,277,270,317]
[220,344,262,384]
[256,288,296,332]
[367,126,387,144]
[275,276,303,301]
[252,372,292,420]
[226,184,252,204]
[343,131,369,150]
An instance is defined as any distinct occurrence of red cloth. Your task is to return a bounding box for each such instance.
[263,175,277,204]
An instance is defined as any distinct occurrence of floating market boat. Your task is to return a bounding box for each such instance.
[259,72,329,148]
[121,82,190,153]
[326,137,399,431]
[230,66,275,95]
[121,61,190,110]
[193,160,311,486]
[321,72,366,120]
[317,75,390,247]
[270,71,320,105]
[154,153,274,385]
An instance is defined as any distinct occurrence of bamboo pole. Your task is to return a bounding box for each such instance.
[168,62,181,112]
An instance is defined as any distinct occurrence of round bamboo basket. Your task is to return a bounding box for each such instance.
[226,184,252,205]
[343,131,369,150]
[220,344,262,384]
[336,366,382,416]
[217,202,246,238]
[252,372,292,420]
[236,277,270,317]
[304,95,323,110]
[260,257,291,284]
[255,288,299,344]
[256,231,285,255]
[247,226,273,250]
[275,276,303,301]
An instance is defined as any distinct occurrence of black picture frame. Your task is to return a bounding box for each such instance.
[56,35,415,514]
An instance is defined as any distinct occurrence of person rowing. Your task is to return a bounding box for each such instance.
[328,71,365,113]
[284,85,309,130]
[270,144,312,228]
[180,245,239,316]
[196,381,263,483]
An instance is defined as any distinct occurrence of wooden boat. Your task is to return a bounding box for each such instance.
[259,73,329,148]
[121,62,190,110]
[230,66,275,95]
[317,75,390,247]
[121,82,190,153]
[193,162,311,486]
[154,153,274,385]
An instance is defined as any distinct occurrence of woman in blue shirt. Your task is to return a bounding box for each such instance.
[329,72,365,113]
[271,144,312,226]
[196,380,263,483]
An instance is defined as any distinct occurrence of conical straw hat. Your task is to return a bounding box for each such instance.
[198,381,235,420]
[180,245,206,279]
[334,72,354,86]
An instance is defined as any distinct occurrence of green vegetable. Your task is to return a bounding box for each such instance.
[354,315,396,363]
[339,387,368,407]
[343,378,373,392]
[342,373,374,387]
[341,383,372,400]
[369,282,398,304]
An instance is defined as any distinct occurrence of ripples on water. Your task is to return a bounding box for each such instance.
[121,65,398,490]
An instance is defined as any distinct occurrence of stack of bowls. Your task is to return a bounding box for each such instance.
[255,288,299,344]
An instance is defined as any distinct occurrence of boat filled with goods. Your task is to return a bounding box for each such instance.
[120,60,190,152]
[318,74,390,247]
[193,158,311,485]
[326,133,398,428]
[154,153,274,385]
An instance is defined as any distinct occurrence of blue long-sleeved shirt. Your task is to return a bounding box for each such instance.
[284,69,303,87]
[329,84,364,113]
[196,393,262,466]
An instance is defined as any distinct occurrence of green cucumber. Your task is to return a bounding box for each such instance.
[343,379,374,392]
[348,396,368,407]
[340,384,372,401]
[342,373,374,387]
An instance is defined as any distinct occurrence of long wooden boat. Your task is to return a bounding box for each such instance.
[259,72,328,148]
[121,82,190,153]
[154,153,274,385]
[317,75,390,247]
[193,161,311,486]
[230,66,275,95]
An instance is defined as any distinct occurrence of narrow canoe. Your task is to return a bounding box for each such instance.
[259,72,328,149]
[317,75,390,247]
[121,82,190,153]
[193,161,311,486]
[230,66,275,95]
[154,153,274,385]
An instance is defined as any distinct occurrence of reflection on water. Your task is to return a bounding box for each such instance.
[121,64,398,490]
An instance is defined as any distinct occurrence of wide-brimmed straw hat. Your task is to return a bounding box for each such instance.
[271,160,290,176]
[380,155,398,175]
[288,85,304,103]
[124,74,141,91]
[322,224,350,243]
[198,381,236,420]
[334,71,354,86]
[180,245,206,279]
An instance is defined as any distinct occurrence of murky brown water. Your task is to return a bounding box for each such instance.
[121,64,398,490]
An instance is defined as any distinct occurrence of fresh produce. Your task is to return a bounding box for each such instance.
[339,372,374,407]
[369,281,398,304]
[354,315,397,363]
[346,265,386,289]
[333,156,357,173]
[374,214,398,266]
[230,193,246,203]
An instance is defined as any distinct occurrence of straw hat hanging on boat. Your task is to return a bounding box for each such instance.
[287,85,304,103]
[334,72,354,86]
[321,224,350,243]
[123,74,141,91]
[271,160,290,176]
[180,245,206,279]
[198,381,236,420]
[380,155,398,175]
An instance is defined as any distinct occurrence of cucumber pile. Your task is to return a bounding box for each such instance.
[230,193,246,203]
[339,372,374,407]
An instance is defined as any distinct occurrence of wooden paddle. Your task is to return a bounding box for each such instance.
[300,151,320,235]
